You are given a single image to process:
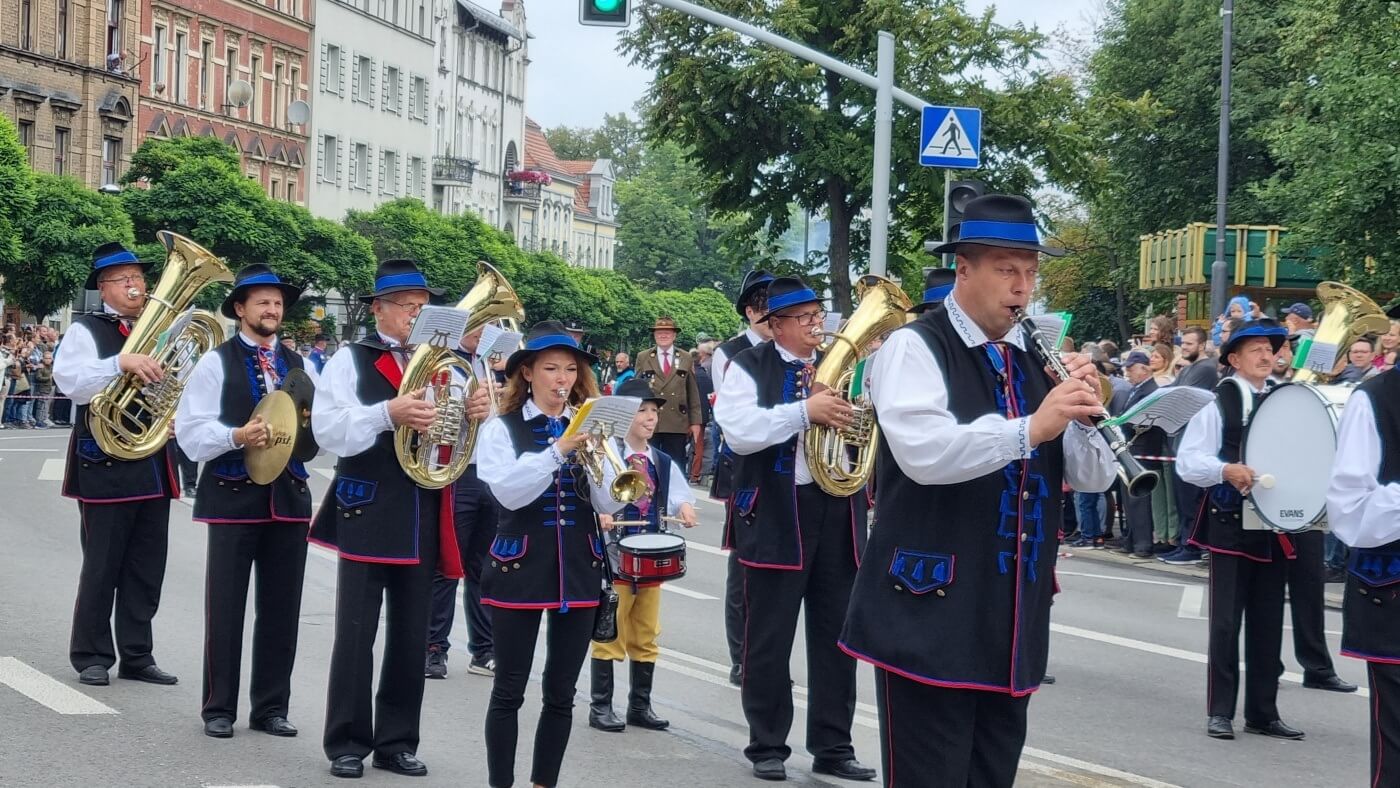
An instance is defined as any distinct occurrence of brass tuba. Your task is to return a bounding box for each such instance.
[805,274,913,497]
[1292,281,1390,384]
[88,231,232,460]
[394,261,525,489]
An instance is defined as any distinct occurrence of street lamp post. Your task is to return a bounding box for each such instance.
[1208,0,1235,321]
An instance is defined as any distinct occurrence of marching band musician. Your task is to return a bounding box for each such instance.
[55,242,180,688]
[715,275,876,784]
[909,266,956,314]
[588,377,698,734]
[425,324,499,681]
[175,265,318,739]
[710,269,774,686]
[1327,303,1400,786]
[309,259,468,779]
[475,321,617,788]
[1177,317,1306,742]
[841,195,1116,787]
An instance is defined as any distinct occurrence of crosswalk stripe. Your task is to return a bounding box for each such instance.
[0,657,117,715]
[38,458,65,481]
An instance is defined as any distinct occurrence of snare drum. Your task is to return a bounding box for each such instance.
[616,531,687,584]
[1242,382,1352,532]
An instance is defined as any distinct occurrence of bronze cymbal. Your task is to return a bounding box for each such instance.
[245,390,297,485]
[281,368,319,462]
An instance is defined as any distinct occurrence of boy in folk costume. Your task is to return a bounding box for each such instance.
[589,378,698,733]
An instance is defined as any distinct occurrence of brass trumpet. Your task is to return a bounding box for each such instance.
[576,425,649,504]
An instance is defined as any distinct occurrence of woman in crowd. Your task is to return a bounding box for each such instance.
[1150,342,1177,386]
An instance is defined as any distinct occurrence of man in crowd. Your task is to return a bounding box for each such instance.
[1117,352,1163,559]
[634,316,702,462]
[1159,326,1218,566]
[1336,337,1376,384]
[613,352,635,388]
[1282,303,1316,338]
[309,334,330,373]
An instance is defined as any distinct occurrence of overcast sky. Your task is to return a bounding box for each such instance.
[524,0,1102,130]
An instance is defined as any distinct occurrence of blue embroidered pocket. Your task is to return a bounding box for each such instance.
[733,489,759,517]
[1350,551,1400,587]
[212,457,249,481]
[590,534,604,560]
[76,437,107,463]
[889,549,954,595]
[288,460,309,481]
[1209,485,1242,512]
[335,477,377,508]
[490,534,528,562]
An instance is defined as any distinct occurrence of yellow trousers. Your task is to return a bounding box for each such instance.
[591,583,662,662]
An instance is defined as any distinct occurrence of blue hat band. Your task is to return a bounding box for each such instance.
[375,272,429,291]
[238,273,283,287]
[959,220,1040,244]
[1232,323,1287,342]
[923,284,954,303]
[767,288,819,313]
[524,333,580,352]
[96,249,139,268]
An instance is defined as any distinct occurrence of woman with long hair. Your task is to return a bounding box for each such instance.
[1149,342,1177,386]
[475,320,617,788]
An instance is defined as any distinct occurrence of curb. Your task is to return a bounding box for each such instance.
[1058,544,1345,610]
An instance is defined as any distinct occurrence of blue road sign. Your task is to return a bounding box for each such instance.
[919,105,982,169]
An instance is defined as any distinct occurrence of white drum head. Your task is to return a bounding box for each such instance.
[1244,383,1347,531]
[619,533,684,552]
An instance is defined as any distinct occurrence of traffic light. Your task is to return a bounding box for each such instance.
[942,179,986,266]
[579,0,630,27]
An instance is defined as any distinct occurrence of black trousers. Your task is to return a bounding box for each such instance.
[201,522,309,723]
[1207,551,1286,722]
[1368,662,1400,787]
[741,484,858,764]
[725,549,745,668]
[176,448,198,491]
[485,606,595,788]
[428,466,497,658]
[323,500,438,761]
[875,668,1028,788]
[652,432,689,467]
[1283,530,1337,682]
[70,498,171,672]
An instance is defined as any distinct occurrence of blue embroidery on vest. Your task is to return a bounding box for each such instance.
[335,477,377,507]
[76,437,108,463]
[489,534,527,562]
[889,549,954,594]
[733,489,759,517]
[1350,550,1400,587]
[212,457,249,480]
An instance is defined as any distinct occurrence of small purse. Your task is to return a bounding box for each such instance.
[592,517,619,643]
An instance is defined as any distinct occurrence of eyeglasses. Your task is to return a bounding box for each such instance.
[380,299,427,315]
[775,309,827,327]
[99,274,144,286]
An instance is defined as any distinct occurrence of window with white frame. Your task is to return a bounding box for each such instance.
[174,31,187,103]
[410,75,426,121]
[153,25,167,89]
[408,157,424,198]
[384,65,400,112]
[353,54,372,104]
[323,43,342,95]
[380,149,398,195]
[350,142,369,190]
[319,134,338,184]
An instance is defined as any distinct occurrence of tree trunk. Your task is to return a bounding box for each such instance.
[342,300,366,342]
[826,184,854,316]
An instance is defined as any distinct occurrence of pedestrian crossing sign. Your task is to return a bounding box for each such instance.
[919,105,982,169]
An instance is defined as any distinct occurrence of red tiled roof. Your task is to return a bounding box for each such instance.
[524,118,602,218]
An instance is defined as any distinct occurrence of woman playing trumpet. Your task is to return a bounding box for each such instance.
[475,320,620,788]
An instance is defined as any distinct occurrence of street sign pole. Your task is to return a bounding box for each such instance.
[1209,0,1235,321]
[870,32,894,277]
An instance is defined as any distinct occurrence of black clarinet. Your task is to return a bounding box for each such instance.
[1014,309,1159,497]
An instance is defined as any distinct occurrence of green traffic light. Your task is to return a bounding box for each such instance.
[592,0,622,12]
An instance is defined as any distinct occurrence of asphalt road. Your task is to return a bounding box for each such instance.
[0,426,1374,787]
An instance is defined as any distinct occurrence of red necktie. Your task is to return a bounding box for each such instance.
[662,351,672,376]
[118,320,132,337]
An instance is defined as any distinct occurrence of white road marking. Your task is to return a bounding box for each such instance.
[37,458,66,480]
[313,467,335,479]
[0,657,117,715]
[685,540,726,557]
[660,583,718,600]
[1057,570,1187,588]
[0,448,60,452]
[1021,748,1183,788]
[1177,585,1204,619]
[0,432,70,441]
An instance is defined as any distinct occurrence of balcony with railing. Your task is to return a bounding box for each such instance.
[433,155,477,186]
[504,169,550,205]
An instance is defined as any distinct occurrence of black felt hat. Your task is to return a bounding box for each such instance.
[614,377,666,408]
[735,269,775,317]
[909,267,957,314]
[925,195,1065,257]
[85,242,153,290]
[755,277,820,324]
[220,264,304,319]
[1220,317,1288,361]
[504,320,599,378]
[359,259,445,304]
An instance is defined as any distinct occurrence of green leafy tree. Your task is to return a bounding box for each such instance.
[8,175,135,319]
[544,112,646,179]
[640,288,742,349]
[622,0,1092,314]
[0,115,36,291]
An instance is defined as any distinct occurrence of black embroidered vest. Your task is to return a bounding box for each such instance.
[479,410,603,611]
[839,305,1065,695]
[62,314,176,503]
[192,339,311,524]
[711,333,757,503]
[1343,370,1400,661]
[617,445,672,536]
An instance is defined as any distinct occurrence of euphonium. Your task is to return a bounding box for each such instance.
[805,274,913,497]
[394,261,525,489]
[88,231,232,460]
[1292,281,1390,384]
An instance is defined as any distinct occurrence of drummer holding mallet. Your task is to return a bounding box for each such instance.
[588,377,698,734]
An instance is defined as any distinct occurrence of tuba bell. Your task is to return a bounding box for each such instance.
[1292,281,1390,384]
[805,274,913,497]
[394,261,525,489]
[88,231,233,460]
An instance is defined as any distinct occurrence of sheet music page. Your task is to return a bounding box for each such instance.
[407,306,472,348]
[156,307,196,354]
[484,328,523,357]
[1030,312,1072,348]
[1104,386,1215,435]
[561,396,643,440]
[822,312,843,335]
[1296,338,1339,375]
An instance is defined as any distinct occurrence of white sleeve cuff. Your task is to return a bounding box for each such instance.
[376,401,394,435]
[549,443,567,465]
[227,427,242,451]
[1008,416,1032,459]
[797,400,812,431]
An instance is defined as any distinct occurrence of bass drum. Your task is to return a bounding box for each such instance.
[1242,382,1351,532]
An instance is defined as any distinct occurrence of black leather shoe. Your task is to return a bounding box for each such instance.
[752,759,786,781]
[78,666,109,686]
[372,752,428,777]
[203,718,234,738]
[1041,674,1056,685]
[330,755,363,779]
[812,758,877,781]
[730,664,743,687]
[118,664,178,685]
[1245,719,1305,740]
[250,716,298,736]
[1303,675,1359,693]
[1206,716,1235,739]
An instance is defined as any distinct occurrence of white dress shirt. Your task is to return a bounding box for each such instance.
[870,293,1115,491]
[711,327,765,399]
[1176,378,1266,488]
[52,306,126,405]
[311,335,399,458]
[475,399,615,513]
[176,333,320,462]
[714,341,817,485]
[596,438,698,518]
[1328,391,1400,548]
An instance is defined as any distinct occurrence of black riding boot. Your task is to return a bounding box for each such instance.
[626,661,669,730]
[588,659,625,732]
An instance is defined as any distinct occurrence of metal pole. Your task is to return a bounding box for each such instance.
[869,32,894,278]
[1209,0,1234,320]
[941,171,954,269]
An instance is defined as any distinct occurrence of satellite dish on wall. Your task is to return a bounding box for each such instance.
[226,79,253,108]
[287,100,311,125]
